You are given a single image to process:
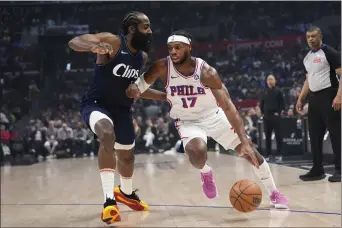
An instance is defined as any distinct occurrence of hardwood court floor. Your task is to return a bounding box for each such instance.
[1,152,341,227]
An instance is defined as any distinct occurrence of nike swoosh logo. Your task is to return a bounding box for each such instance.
[171,76,178,79]
[121,51,128,54]
[261,177,269,180]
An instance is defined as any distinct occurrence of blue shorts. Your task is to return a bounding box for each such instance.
[80,101,135,149]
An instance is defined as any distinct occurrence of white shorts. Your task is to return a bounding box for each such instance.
[175,108,241,150]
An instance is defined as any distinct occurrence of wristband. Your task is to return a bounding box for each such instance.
[135,75,150,93]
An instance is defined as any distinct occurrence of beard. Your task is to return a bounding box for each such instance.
[173,51,189,65]
[131,30,152,52]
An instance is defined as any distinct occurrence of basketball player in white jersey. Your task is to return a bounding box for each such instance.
[127,30,289,208]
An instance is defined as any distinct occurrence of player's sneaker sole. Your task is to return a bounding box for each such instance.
[101,205,121,224]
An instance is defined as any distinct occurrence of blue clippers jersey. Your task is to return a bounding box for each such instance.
[82,34,144,108]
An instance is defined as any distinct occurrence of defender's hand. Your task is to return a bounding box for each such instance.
[126,83,141,99]
[90,42,114,55]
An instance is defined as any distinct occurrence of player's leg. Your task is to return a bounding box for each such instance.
[235,142,289,209]
[209,109,288,209]
[322,91,341,182]
[81,106,120,224]
[112,108,148,211]
[300,96,326,181]
[114,147,148,211]
[176,120,217,199]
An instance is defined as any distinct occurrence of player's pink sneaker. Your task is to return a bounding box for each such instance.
[269,190,289,209]
[200,171,217,199]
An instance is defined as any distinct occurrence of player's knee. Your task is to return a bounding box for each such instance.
[101,129,115,146]
[96,120,115,146]
[186,140,207,165]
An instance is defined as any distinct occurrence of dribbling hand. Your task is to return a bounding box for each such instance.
[90,42,114,55]
[237,143,259,168]
[126,83,141,100]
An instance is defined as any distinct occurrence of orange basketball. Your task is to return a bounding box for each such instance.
[229,179,262,213]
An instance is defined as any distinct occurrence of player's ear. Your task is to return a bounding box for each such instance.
[189,45,192,53]
[129,25,136,34]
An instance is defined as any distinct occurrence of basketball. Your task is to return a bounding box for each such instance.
[229,180,262,213]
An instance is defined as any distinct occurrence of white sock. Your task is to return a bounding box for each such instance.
[120,175,133,195]
[100,169,115,202]
[252,158,277,196]
[200,164,212,173]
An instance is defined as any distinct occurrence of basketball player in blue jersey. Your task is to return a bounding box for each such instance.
[127,30,289,209]
[68,11,167,224]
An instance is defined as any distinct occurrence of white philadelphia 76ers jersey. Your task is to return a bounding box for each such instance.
[165,56,219,121]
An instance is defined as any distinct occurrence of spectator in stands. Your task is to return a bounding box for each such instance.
[142,119,156,153]
[30,120,48,160]
[73,122,87,157]
[44,120,58,156]
[245,108,258,144]
[152,117,172,152]
[0,112,10,125]
[56,123,74,155]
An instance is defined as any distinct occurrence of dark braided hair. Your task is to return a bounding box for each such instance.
[121,11,145,35]
[171,30,193,45]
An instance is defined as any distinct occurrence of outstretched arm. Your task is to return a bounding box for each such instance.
[126,59,167,99]
[201,63,259,167]
[140,89,167,101]
[135,53,166,101]
[68,32,119,54]
[201,64,249,145]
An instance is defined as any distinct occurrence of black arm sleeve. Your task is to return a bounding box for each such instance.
[323,45,341,70]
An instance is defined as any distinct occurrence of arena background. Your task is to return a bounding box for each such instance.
[0,1,341,174]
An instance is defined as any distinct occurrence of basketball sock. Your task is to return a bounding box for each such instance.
[252,158,277,196]
[100,168,115,202]
[120,175,133,195]
[200,164,212,173]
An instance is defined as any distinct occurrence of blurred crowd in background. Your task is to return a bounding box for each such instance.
[0,1,340,165]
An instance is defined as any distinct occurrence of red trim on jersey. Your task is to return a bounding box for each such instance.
[173,58,198,79]
[199,60,205,70]
[174,119,188,139]
[199,60,210,89]
[165,57,170,88]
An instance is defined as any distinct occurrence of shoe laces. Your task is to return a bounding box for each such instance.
[131,189,141,201]
[270,190,281,201]
[202,173,215,188]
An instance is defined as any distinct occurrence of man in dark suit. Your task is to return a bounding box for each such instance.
[260,75,285,162]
